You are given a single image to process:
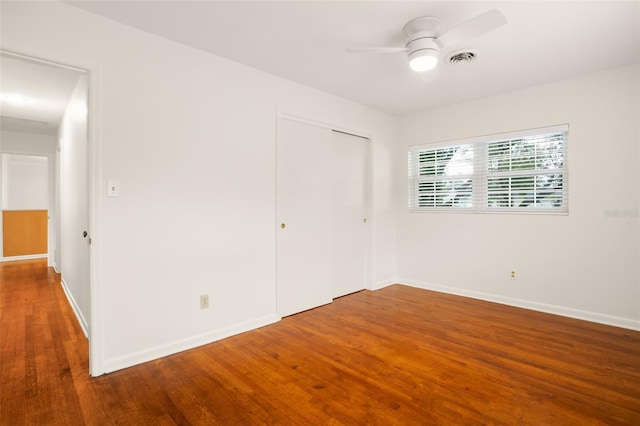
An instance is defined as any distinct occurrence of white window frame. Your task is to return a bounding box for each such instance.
[408,124,569,214]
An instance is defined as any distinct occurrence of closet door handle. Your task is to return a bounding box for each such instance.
[83,231,88,238]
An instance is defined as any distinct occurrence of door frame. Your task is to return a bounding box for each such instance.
[276,111,373,295]
[0,152,53,262]
[0,49,103,376]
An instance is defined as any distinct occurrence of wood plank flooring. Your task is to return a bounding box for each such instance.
[1,259,639,425]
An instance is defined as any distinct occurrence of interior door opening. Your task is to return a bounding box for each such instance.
[0,50,93,371]
[1,153,49,258]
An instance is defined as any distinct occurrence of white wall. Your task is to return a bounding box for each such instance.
[0,130,56,261]
[58,75,90,335]
[396,64,640,329]
[1,1,397,373]
[0,130,56,154]
[1,154,48,209]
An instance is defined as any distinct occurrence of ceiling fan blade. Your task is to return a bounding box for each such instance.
[347,47,409,54]
[436,9,507,48]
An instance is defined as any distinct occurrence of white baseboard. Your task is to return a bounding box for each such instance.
[102,314,281,374]
[371,278,397,290]
[395,278,640,331]
[1,254,47,262]
[60,278,89,338]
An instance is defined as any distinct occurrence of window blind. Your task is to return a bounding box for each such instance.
[408,125,568,214]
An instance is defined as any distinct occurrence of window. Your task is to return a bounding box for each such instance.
[408,125,568,213]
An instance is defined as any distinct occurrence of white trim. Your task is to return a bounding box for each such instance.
[60,277,89,338]
[274,107,280,315]
[0,49,103,376]
[1,254,47,262]
[408,208,569,216]
[363,135,373,290]
[102,314,281,373]
[86,62,103,377]
[278,112,372,140]
[0,150,55,262]
[0,148,54,156]
[395,278,640,331]
[371,278,397,290]
[408,124,569,151]
[0,50,87,73]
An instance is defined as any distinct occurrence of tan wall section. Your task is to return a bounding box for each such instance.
[3,210,48,256]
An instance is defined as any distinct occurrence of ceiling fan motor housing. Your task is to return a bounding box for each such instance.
[406,36,439,57]
[406,36,440,71]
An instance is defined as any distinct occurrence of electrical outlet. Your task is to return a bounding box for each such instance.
[200,294,209,309]
[510,270,516,280]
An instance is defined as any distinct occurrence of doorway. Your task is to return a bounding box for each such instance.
[0,50,92,365]
[1,153,49,258]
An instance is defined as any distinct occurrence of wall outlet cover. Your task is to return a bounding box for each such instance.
[107,180,120,197]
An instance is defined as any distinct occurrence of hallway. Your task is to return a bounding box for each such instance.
[0,259,89,423]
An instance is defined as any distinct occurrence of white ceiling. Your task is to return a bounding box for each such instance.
[0,54,83,135]
[66,1,640,116]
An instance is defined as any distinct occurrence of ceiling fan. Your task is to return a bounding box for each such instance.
[348,9,507,72]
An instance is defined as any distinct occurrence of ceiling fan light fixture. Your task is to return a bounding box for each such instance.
[408,49,438,72]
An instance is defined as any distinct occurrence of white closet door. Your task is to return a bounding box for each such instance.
[277,119,333,317]
[331,131,367,298]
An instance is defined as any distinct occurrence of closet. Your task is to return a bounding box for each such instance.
[276,118,368,317]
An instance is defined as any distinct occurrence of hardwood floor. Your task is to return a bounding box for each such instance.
[1,259,639,425]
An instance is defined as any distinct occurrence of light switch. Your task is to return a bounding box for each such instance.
[107,180,120,197]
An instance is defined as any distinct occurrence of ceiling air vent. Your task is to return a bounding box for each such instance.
[448,51,477,64]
